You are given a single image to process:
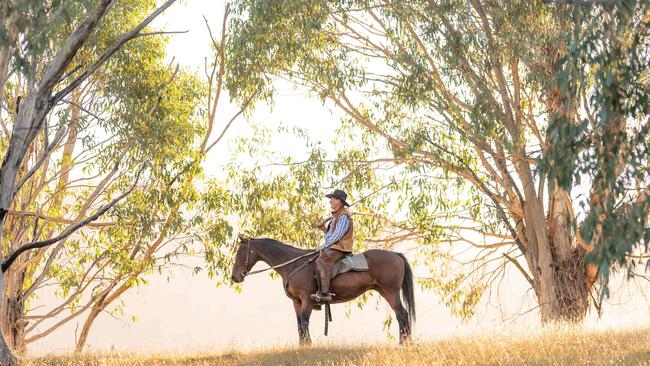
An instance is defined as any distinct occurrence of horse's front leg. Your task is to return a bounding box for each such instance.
[299,297,313,346]
[292,301,306,345]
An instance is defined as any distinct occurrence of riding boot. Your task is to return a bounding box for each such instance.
[311,248,345,303]
[312,270,322,310]
[310,267,333,303]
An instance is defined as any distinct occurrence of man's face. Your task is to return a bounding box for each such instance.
[329,197,342,211]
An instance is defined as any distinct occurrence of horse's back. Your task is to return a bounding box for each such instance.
[358,249,406,286]
[330,249,404,274]
[328,249,405,302]
[360,249,405,267]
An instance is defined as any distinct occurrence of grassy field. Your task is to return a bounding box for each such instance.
[25,326,650,365]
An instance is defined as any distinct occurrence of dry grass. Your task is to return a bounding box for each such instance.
[25,325,650,365]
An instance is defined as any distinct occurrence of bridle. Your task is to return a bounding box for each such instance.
[237,238,318,278]
[239,238,253,277]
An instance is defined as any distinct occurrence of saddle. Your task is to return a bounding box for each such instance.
[330,253,369,278]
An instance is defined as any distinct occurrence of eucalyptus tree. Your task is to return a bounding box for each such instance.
[69,9,250,352]
[8,44,204,354]
[0,2,248,355]
[225,0,649,323]
[0,0,180,362]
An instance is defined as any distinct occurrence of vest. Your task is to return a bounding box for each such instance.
[327,207,354,252]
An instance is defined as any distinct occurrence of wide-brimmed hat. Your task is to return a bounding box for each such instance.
[325,189,350,207]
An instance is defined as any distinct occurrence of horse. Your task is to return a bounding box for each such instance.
[230,235,416,345]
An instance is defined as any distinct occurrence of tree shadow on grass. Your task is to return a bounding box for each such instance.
[25,346,371,366]
[223,346,370,366]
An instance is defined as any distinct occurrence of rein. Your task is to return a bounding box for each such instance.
[241,239,319,277]
[238,239,333,338]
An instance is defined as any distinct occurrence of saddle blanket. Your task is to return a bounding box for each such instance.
[331,253,369,278]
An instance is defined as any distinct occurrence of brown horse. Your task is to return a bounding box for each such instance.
[230,235,415,345]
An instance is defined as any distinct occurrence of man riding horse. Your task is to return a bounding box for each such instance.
[311,189,354,303]
[230,188,416,345]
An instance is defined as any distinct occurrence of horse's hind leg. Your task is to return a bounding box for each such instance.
[378,288,411,344]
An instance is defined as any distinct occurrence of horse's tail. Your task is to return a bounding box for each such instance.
[397,253,416,324]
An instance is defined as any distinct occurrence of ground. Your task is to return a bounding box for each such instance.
[25,325,650,365]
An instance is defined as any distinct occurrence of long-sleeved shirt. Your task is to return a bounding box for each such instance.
[320,214,350,249]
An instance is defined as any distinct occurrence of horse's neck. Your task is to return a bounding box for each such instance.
[251,239,307,270]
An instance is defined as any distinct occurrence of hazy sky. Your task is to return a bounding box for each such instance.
[27,0,650,355]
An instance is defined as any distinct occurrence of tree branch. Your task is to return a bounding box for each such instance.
[503,253,534,288]
[14,124,68,194]
[49,0,178,108]
[1,167,144,272]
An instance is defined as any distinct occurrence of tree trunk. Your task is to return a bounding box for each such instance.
[525,188,596,322]
[514,154,562,322]
[532,245,592,322]
[525,49,597,322]
[2,269,26,354]
[75,297,107,354]
[75,279,132,353]
[0,273,17,366]
[1,129,40,354]
[0,91,44,239]
[75,279,129,353]
[0,95,37,364]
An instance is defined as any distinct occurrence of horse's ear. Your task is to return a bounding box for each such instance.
[237,233,246,242]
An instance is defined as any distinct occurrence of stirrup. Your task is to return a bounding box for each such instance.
[310,292,334,303]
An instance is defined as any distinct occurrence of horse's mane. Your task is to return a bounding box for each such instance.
[251,237,312,253]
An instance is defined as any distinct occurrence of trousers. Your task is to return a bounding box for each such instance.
[315,247,346,294]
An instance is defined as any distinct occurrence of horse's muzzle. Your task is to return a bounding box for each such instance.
[231,273,245,283]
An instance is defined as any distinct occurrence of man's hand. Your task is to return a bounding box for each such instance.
[314,220,327,233]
